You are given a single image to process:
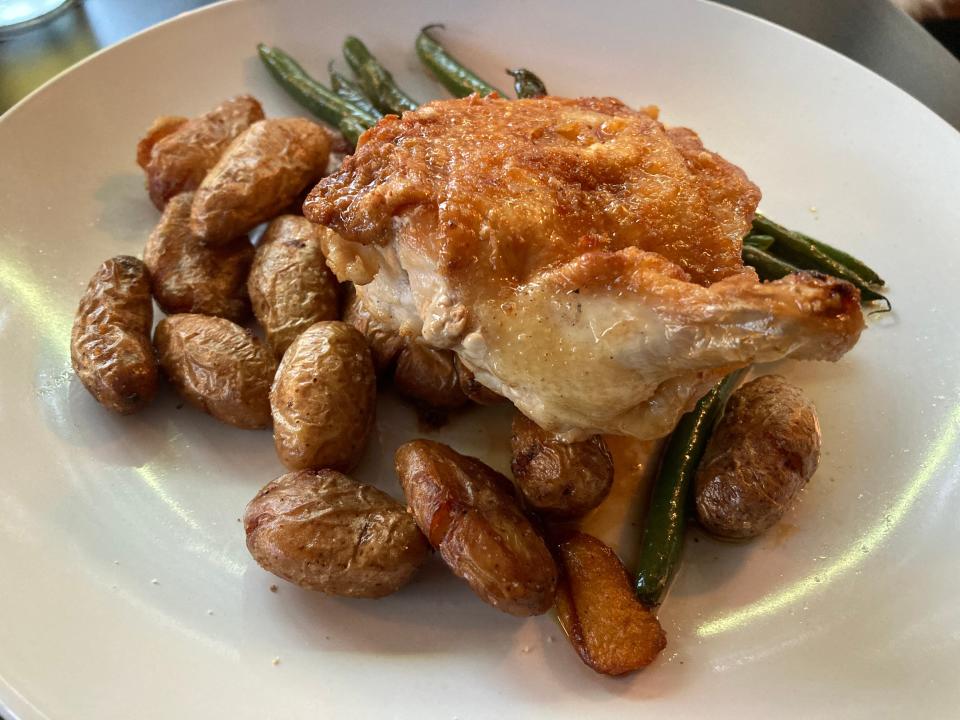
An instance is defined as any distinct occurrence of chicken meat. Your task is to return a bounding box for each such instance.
[304,95,864,440]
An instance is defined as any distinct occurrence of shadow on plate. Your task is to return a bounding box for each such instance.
[241,555,521,655]
[93,172,159,246]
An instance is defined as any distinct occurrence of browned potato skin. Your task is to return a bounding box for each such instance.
[154,314,276,428]
[70,256,158,414]
[136,115,187,170]
[510,411,614,518]
[394,341,468,410]
[248,215,340,359]
[341,286,406,374]
[271,321,376,471]
[695,374,821,540]
[555,532,666,676]
[396,439,557,616]
[244,469,429,598]
[139,95,264,209]
[143,192,254,322]
[190,118,331,245]
[453,355,505,405]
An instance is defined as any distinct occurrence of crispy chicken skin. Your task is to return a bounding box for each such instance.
[307,95,757,288]
[305,96,864,440]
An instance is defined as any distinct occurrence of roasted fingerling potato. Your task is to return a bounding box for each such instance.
[135,115,187,170]
[510,411,614,518]
[143,192,254,322]
[248,215,341,359]
[190,118,331,244]
[393,341,468,410]
[270,321,376,472]
[341,286,407,374]
[395,439,558,616]
[555,532,667,676]
[244,469,429,598]
[454,355,505,405]
[70,256,158,414]
[154,314,276,429]
[695,375,822,540]
[138,95,264,209]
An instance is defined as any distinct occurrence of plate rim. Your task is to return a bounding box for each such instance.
[1,0,958,140]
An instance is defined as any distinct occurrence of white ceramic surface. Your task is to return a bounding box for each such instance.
[1,1,959,717]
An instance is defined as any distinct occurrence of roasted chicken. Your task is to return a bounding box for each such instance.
[305,95,864,440]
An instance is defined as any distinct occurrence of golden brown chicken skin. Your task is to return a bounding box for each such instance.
[305,96,864,440]
[307,95,758,290]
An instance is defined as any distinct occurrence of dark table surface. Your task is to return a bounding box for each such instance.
[1,0,959,127]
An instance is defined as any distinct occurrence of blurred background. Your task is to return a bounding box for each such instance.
[1,0,958,125]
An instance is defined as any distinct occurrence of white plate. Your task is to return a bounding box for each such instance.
[2,0,959,717]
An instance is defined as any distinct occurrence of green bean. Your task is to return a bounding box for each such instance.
[338,115,368,147]
[506,68,547,98]
[256,44,379,128]
[752,215,889,307]
[635,369,748,607]
[415,24,504,98]
[755,214,885,287]
[743,233,775,251]
[802,233,886,287]
[329,62,383,121]
[752,214,864,283]
[343,36,419,115]
[752,215,884,287]
[744,245,890,311]
[742,245,799,280]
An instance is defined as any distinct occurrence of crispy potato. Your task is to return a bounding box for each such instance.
[271,321,376,471]
[139,95,264,209]
[143,192,254,322]
[510,411,614,518]
[555,532,667,676]
[394,341,468,410]
[244,469,429,598]
[454,355,504,405]
[396,439,557,616]
[190,118,331,245]
[341,286,406,374]
[248,215,340,359]
[154,314,276,428]
[135,115,187,170]
[695,375,821,539]
[70,256,158,414]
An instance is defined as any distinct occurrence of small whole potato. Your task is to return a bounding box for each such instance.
[143,192,254,322]
[555,532,666,676]
[695,375,821,540]
[135,115,187,170]
[70,256,158,414]
[247,215,340,359]
[271,321,376,472]
[510,411,614,518]
[396,439,557,616]
[244,469,429,598]
[190,118,331,245]
[138,95,264,209]
[341,286,406,374]
[393,341,468,410]
[154,314,276,428]
[453,355,504,405]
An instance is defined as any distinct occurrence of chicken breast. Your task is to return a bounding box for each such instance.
[305,95,864,440]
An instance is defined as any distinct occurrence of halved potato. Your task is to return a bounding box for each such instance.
[554,532,666,676]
